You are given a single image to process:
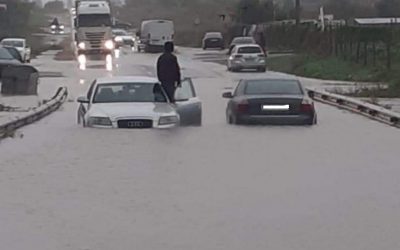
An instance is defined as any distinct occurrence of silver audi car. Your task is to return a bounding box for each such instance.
[227,44,267,72]
[77,76,202,128]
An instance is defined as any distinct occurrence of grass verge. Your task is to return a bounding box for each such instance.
[267,54,400,97]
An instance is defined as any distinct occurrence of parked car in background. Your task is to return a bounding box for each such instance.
[228,36,256,54]
[202,32,224,50]
[227,44,266,72]
[112,29,135,48]
[0,47,22,78]
[223,78,317,125]
[0,38,31,63]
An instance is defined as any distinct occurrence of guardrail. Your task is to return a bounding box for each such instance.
[0,87,68,139]
[306,87,400,128]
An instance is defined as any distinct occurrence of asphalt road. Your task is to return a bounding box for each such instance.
[1,48,400,250]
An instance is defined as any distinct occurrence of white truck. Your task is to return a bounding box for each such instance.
[138,20,174,53]
[75,0,114,56]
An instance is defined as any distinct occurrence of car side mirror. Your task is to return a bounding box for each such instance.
[222,92,233,98]
[308,90,315,99]
[77,96,89,103]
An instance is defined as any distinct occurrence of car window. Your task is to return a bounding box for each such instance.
[93,82,168,103]
[232,37,254,44]
[175,79,195,100]
[234,81,246,96]
[238,47,262,54]
[0,48,15,60]
[244,80,303,95]
[1,40,24,47]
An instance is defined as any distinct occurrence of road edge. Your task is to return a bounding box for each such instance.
[0,87,68,139]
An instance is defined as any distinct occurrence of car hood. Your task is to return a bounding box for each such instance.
[88,102,177,120]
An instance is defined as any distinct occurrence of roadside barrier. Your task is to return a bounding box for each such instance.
[307,87,400,128]
[0,87,68,139]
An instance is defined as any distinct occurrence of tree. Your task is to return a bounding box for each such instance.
[44,0,64,12]
[376,0,400,17]
[0,0,34,38]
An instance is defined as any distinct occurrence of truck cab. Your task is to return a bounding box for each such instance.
[75,0,114,55]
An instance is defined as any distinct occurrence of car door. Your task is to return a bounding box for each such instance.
[77,80,96,125]
[174,78,202,126]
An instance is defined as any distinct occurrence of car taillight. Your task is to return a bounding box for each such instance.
[300,99,314,113]
[237,101,249,113]
[234,54,243,59]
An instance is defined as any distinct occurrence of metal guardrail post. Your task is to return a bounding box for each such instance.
[0,87,68,139]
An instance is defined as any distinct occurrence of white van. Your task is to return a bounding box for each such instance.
[139,20,174,52]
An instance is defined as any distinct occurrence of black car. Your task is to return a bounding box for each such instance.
[223,78,317,125]
[0,47,22,78]
[202,32,224,50]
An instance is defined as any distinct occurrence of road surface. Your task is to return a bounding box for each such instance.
[1,48,400,250]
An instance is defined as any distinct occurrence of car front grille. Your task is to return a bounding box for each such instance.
[117,119,153,129]
[85,32,106,48]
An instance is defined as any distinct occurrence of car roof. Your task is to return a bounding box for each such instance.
[233,36,254,40]
[1,38,25,42]
[96,76,159,84]
[242,78,302,84]
[235,44,262,49]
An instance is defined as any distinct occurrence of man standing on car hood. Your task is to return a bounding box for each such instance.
[157,42,181,103]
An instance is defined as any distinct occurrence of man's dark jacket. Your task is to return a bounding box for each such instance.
[157,52,181,85]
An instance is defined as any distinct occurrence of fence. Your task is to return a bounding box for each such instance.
[258,22,400,69]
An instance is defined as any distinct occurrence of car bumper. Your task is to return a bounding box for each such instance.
[78,49,113,55]
[229,60,266,69]
[237,114,314,125]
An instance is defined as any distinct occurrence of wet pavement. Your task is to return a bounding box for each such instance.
[1,48,400,250]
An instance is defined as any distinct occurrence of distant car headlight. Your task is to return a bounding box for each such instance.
[115,37,123,42]
[104,40,114,50]
[159,116,179,125]
[59,25,65,30]
[78,42,85,49]
[88,117,112,126]
[51,25,56,29]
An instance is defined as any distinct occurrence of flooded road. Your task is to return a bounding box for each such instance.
[1,48,400,250]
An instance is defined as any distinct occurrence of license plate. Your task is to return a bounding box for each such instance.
[211,39,219,42]
[262,105,290,111]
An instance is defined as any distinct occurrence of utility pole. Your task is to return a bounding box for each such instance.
[295,0,301,25]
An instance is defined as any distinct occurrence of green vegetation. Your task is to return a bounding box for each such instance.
[268,54,400,96]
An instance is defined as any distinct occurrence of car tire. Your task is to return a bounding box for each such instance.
[306,115,317,126]
[258,67,266,72]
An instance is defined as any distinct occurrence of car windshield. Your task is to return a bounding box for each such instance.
[233,37,254,44]
[244,80,303,95]
[238,47,262,54]
[205,33,222,38]
[93,82,168,103]
[0,48,15,60]
[78,14,112,27]
[1,40,24,47]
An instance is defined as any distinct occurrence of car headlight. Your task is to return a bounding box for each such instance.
[104,40,114,50]
[159,116,179,125]
[115,37,123,42]
[60,25,65,29]
[51,25,56,29]
[88,117,112,126]
[78,42,85,49]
